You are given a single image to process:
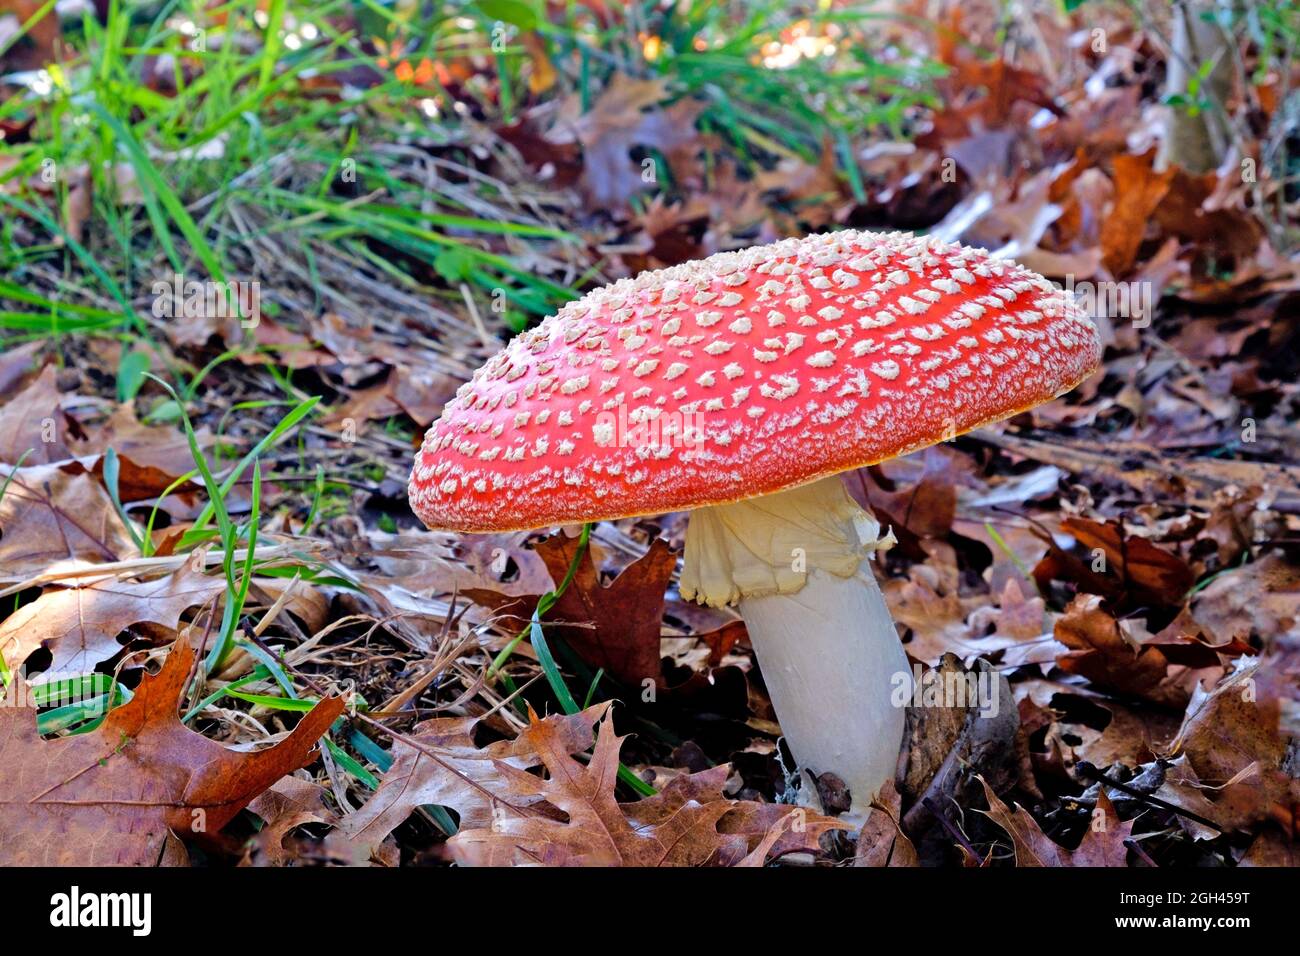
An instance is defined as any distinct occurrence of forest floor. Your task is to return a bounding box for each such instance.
[0,0,1297,867]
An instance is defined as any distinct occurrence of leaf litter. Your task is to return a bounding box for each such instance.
[0,0,1297,867]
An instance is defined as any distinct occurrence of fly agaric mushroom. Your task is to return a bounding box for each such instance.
[410,230,1101,816]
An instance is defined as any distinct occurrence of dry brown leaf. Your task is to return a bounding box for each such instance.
[883,545,986,664]
[1042,517,1196,609]
[0,340,43,397]
[1240,830,1300,866]
[0,565,225,676]
[551,73,703,208]
[468,535,677,687]
[1165,661,1297,830]
[0,462,139,582]
[342,704,605,854]
[1054,594,1192,707]
[1192,553,1300,647]
[69,402,208,481]
[630,764,849,862]
[990,578,1049,640]
[0,365,69,465]
[0,638,343,865]
[978,777,1131,866]
[445,707,846,866]
[854,779,918,867]
[243,776,338,866]
[1101,148,1176,276]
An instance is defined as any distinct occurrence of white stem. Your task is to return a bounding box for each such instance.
[741,562,910,814]
[679,475,911,816]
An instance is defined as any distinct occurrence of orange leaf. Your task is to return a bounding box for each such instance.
[1101,148,1175,276]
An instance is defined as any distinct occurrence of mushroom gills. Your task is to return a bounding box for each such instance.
[680,475,910,816]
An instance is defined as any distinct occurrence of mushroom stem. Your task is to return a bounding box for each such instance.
[740,563,909,815]
[681,475,910,816]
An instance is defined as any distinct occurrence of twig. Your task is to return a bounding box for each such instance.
[922,795,983,861]
[1125,837,1159,867]
[1076,761,1226,834]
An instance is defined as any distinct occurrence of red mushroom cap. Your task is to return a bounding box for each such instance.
[410,230,1101,532]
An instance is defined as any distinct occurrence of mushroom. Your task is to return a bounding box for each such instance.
[410,230,1101,817]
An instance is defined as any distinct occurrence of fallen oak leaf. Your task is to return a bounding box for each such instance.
[466,535,677,687]
[550,73,704,209]
[341,703,606,856]
[1101,147,1176,276]
[962,578,1065,667]
[1054,594,1195,707]
[0,637,343,865]
[882,544,987,664]
[89,450,190,506]
[977,776,1132,866]
[1164,660,1297,830]
[854,779,918,867]
[1141,607,1253,668]
[623,764,849,863]
[444,707,847,866]
[0,565,226,676]
[1035,516,1195,609]
[0,461,139,583]
[1192,552,1300,647]
[243,776,339,867]
[1069,789,1135,867]
[693,618,747,667]
[68,402,208,483]
[444,705,727,866]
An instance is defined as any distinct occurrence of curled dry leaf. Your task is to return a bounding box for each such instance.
[1035,517,1196,610]
[467,535,678,687]
[1054,594,1196,708]
[0,638,344,865]
[0,565,226,676]
[854,779,918,867]
[243,776,340,866]
[1164,661,1298,831]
